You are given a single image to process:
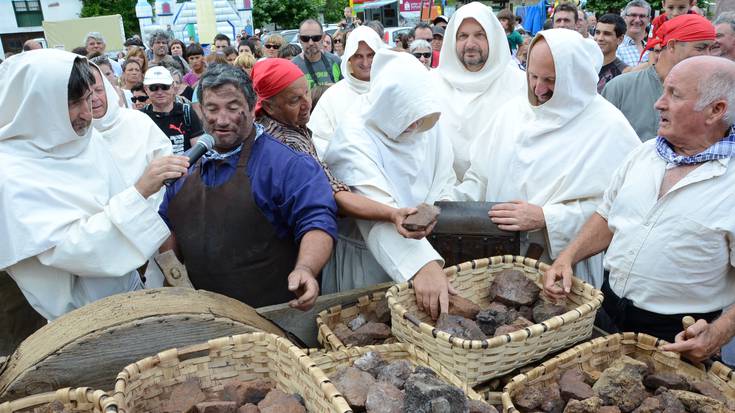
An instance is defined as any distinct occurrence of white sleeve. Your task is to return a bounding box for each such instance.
[307,96,337,160]
[452,164,487,201]
[37,186,170,277]
[543,197,600,259]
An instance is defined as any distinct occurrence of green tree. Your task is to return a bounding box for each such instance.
[80,0,149,37]
[253,0,349,30]
[586,0,706,15]
[324,0,350,24]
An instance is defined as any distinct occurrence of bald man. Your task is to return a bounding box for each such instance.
[22,39,42,51]
[545,56,735,343]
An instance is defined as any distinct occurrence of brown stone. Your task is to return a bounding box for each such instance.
[562,396,603,413]
[43,400,67,413]
[403,203,440,231]
[330,366,376,409]
[476,302,515,336]
[643,373,690,391]
[488,269,541,307]
[532,301,568,323]
[354,351,386,377]
[669,390,729,413]
[560,367,595,402]
[600,407,622,413]
[592,356,648,413]
[237,404,260,413]
[435,313,487,341]
[514,383,546,411]
[365,382,405,413]
[377,359,414,389]
[689,380,728,404]
[493,317,533,337]
[348,322,392,346]
[194,401,237,413]
[448,295,481,319]
[518,305,534,321]
[374,298,392,324]
[168,378,207,413]
[467,399,498,413]
[654,389,687,413]
[223,379,275,406]
[631,397,661,413]
[541,381,564,413]
[257,389,305,413]
[583,370,602,385]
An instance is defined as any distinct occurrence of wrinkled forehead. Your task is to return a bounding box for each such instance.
[456,17,487,37]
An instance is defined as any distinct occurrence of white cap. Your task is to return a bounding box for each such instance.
[143,66,174,86]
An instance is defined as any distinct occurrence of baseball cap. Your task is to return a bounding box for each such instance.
[143,66,174,86]
[432,26,445,38]
[432,15,448,24]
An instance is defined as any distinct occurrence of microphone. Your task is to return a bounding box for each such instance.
[164,134,215,186]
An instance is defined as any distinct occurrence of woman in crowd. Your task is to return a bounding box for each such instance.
[170,68,194,102]
[332,30,347,56]
[262,33,285,58]
[223,46,238,65]
[238,39,253,55]
[169,38,191,73]
[129,82,149,110]
[277,44,301,60]
[234,52,256,76]
[125,46,148,74]
[323,32,334,54]
[409,39,432,69]
[120,59,144,93]
[183,43,206,86]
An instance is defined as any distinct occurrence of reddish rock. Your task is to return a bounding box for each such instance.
[330,366,376,409]
[476,302,515,336]
[488,269,540,307]
[593,356,648,413]
[373,298,391,324]
[599,407,622,413]
[237,404,260,413]
[563,397,603,413]
[403,203,440,231]
[514,383,545,411]
[493,318,533,337]
[193,401,237,413]
[541,381,564,412]
[643,372,690,391]
[348,322,392,346]
[223,379,275,406]
[560,368,595,402]
[467,399,498,413]
[257,389,305,413]
[448,295,481,319]
[365,382,405,413]
[654,389,687,413]
[518,305,534,322]
[168,378,207,413]
[631,397,661,413]
[435,313,487,341]
[689,380,728,403]
[377,359,414,389]
[532,301,567,323]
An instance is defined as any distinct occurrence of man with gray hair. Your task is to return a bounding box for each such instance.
[148,30,171,66]
[616,0,652,66]
[713,12,735,61]
[545,55,735,343]
[84,32,122,76]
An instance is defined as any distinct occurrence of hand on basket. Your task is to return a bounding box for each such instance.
[412,261,458,320]
[392,207,437,240]
[288,266,320,311]
[543,255,573,301]
[660,318,729,363]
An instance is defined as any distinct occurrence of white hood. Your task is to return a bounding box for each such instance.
[430,1,527,180]
[340,26,384,94]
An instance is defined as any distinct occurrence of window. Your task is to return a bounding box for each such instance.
[13,1,44,28]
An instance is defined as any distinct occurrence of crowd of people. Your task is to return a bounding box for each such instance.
[1,0,735,364]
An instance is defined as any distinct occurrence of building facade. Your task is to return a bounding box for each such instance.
[0,0,82,56]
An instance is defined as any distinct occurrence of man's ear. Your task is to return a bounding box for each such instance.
[706,99,728,126]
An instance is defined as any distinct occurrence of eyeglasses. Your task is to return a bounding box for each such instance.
[334,39,343,44]
[300,35,322,43]
[131,95,149,103]
[148,84,171,92]
[264,43,280,49]
[626,13,649,19]
[413,52,432,59]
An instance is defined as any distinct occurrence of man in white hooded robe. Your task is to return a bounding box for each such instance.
[0,50,188,320]
[455,29,640,288]
[431,1,527,180]
[325,49,458,319]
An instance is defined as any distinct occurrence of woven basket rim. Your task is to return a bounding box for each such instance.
[385,255,604,347]
[316,292,388,351]
[0,387,117,413]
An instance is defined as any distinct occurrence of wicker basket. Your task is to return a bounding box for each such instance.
[0,388,117,413]
[502,332,735,412]
[113,332,351,413]
[310,342,483,400]
[316,292,393,351]
[386,255,603,386]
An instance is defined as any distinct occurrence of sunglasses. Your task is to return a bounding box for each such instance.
[413,52,432,59]
[148,84,171,92]
[131,95,149,103]
[334,39,343,44]
[264,43,280,49]
[300,35,322,43]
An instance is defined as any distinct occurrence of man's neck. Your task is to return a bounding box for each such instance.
[627,32,645,47]
[603,51,617,66]
[153,54,166,63]
[654,56,673,82]
[305,51,322,63]
[152,101,175,113]
[673,126,731,156]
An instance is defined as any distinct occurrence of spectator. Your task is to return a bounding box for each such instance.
[183,43,206,87]
[223,46,238,65]
[278,43,302,60]
[238,39,253,55]
[433,15,449,30]
[616,0,652,66]
[552,3,579,30]
[247,36,263,58]
[595,13,629,93]
[431,26,445,52]
[498,9,524,53]
[292,19,342,87]
[333,30,348,56]
[713,12,735,61]
[263,34,285,58]
[412,22,440,68]
[125,45,149,73]
[169,39,190,73]
[130,82,149,110]
[234,52,256,76]
[323,32,334,53]
[148,30,171,66]
[409,39,433,68]
[22,39,42,51]
[84,32,122,76]
[212,33,231,53]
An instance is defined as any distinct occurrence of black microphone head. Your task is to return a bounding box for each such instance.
[198,134,215,150]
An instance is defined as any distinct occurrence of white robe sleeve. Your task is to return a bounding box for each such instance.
[37,186,170,277]
[308,96,338,160]
[542,197,600,259]
[452,164,487,201]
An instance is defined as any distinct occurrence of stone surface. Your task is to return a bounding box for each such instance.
[476,302,515,336]
[237,404,260,413]
[168,378,207,413]
[488,269,540,307]
[330,366,376,409]
[541,381,564,413]
[430,397,451,413]
[374,298,392,324]
[493,317,534,337]
[632,397,661,413]
[223,378,274,406]
[404,370,468,413]
[194,401,237,413]
[669,390,729,413]
[690,380,728,404]
[518,305,534,322]
[435,313,487,341]
[655,389,688,413]
[448,295,481,320]
[599,407,622,413]
[562,397,603,413]
[532,301,568,323]
[377,359,414,389]
[348,313,368,331]
[403,203,441,231]
[354,351,386,377]
[593,356,648,413]
[336,321,392,346]
[467,399,498,413]
[560,367,595,402]
[365,382,405,413]
[643,373,690,391]
[257,389,306,413]
[513,383,545,411]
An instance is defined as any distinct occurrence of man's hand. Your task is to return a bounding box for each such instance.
[288,265,320,311]
[660,318,730,362]
[135,155,189,199]
[392,207,437,240]
[544,254,574,301]
[489,201,545,231]
[412,261,457,320]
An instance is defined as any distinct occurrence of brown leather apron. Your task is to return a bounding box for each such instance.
[167,140,299,308]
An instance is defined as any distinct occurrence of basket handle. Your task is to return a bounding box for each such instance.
[404,312,422,327]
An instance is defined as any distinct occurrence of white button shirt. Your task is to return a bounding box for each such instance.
[598,140,735,314]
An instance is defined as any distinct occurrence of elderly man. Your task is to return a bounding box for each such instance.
[616,0,652,66]
[159,64,337,310]
[602,14,714,141]
[456,29,640,288]
[84,32,122,76]
[545,55,735,342]
[326,49,458,319]
[431,2,526,180]
[292,19,342,87]
[22,39,42,51]
[309,26,383,157]
[252,58,425,294]
[0,50,187,320]
[712,12,735,61]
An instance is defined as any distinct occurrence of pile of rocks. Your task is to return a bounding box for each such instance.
[329,351,496,413]
[512,355,735,413]
[162,377,307,413]
[433,269,567,340]
[331,298,395,347]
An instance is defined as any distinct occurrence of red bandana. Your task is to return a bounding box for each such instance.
[251,58,305,117]
[642,14,715,60]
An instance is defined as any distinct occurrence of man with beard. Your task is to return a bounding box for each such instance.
[148,30,171,66]
[431,2,526,180]
[292,19,343,88]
